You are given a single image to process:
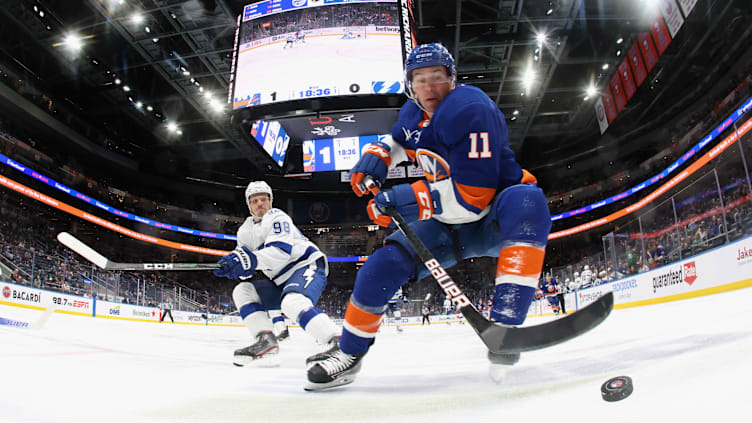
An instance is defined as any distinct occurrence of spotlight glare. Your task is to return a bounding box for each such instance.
[602,63,609,70]
[130,13,144,25]
[122,85,131,92]
[586,85,598,97]
[63,34,83,52]
[167,122,178,132]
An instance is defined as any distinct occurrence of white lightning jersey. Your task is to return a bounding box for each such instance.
[236,208,326,285]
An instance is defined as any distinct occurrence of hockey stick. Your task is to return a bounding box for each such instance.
[57,232,219,271]
[364,178,613,353]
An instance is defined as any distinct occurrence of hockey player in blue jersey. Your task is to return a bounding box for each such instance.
[306,43,551,390]
[540,274,561,315]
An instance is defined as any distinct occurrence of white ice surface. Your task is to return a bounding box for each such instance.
[1,288,751,423]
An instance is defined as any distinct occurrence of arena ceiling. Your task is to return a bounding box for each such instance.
[0,0,750,196]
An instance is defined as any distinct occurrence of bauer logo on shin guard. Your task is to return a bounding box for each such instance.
[425,259,471,308]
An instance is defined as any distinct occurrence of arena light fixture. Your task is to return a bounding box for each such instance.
[130,13,144,25]
[63,34,83,52]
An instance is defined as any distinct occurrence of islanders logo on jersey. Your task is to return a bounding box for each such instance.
[416,148,450,182]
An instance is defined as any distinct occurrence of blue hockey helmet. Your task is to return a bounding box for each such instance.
[404,43,456,107]
[404,43,456,83]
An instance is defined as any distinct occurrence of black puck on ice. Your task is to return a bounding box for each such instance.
[601,376,633,402]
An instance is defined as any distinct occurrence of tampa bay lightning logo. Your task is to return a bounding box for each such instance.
[371,81,403,94]
[416,148,450,182]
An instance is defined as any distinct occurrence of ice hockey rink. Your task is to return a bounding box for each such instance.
[1,287,750,423]
[233,33,404,105]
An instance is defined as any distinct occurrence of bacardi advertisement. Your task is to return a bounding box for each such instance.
[0,285,92,316]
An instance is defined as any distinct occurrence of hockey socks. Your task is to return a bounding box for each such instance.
[490,243,545,325]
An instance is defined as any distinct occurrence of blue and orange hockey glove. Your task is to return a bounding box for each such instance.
[350,141,392,197]
[367,181,442,227]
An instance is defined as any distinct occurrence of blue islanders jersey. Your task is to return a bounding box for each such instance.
[540,278,559,296]
[388,85,523,224]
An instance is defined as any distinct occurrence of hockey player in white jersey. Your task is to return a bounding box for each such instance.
[341,29,357,39]
[386,287,405,332]
[213,181,340,366]
[283,34,294,49]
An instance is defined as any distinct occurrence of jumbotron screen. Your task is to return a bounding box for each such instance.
[230,0,408,110]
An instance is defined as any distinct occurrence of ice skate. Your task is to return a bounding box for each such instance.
[487,350,520,383]
[305,349,364,391]
[305,336,340,366]
[233,331,280,367]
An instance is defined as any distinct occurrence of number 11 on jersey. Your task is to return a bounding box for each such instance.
[468,132,492,159]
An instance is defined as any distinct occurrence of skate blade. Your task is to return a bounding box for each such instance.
[488,363,511,384]
[233,353,281,368]
[304,374,356,391]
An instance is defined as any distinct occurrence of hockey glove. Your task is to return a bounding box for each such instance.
[369,181,441,227]
[214,246,257,280]
[350,141,392,197]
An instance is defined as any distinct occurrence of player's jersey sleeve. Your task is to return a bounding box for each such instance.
[421,86,523,223]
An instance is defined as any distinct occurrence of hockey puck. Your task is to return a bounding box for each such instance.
[601,376,633,402]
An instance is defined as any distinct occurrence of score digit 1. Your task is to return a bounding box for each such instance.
[270,92,276,101]
[320,146,331,164]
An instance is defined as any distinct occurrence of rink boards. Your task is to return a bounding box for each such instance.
[2,234,751,327]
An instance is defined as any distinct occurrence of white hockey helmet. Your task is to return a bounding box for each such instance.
[583,265,590,271]
[245,181,273,216]
[245,181,273,203]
